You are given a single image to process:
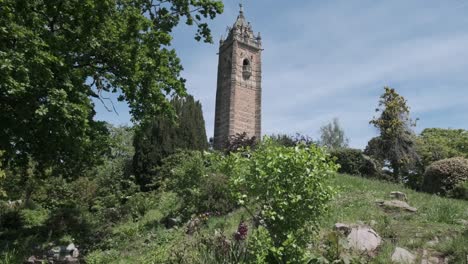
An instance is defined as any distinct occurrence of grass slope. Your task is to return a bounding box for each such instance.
[323,174,468,263]
[86,174,468,263]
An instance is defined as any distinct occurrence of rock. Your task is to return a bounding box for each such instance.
[64,255,80,263]
[26,256,37,264]
[369,220,377,226]
[456,219,468,226]
[66,243,76,251]
[71,248,79,258]
[391,247,415,263]
[47,244,80,263]
[347,226,382,253]
[334,223,351,235]
[377,200,417,212]
[390,191,408,201]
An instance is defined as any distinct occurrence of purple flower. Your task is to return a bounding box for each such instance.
[234,221,248,241]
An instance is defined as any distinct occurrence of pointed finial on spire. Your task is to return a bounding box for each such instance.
[239,2,244,14]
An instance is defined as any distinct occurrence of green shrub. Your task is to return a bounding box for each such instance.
[330,148,380,177]
[422,157,468,196]
[85,249,120,264]
[161,151,206,218]
[19,207,49,229]
[122,191,160,220]
[199,173,236,214]
[416,128,468,168]
[230,137,338,262]
[161,151,237,219]
[448,180,468,200]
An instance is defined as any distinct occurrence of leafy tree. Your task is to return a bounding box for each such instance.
[330,148,380,177]
[133,95,209,189]
[230,138,337,262]
[319,118,349,149]
[368,87,420,181]
[0,0,223,177]
[416,128,468,168]
[159,151,236,219]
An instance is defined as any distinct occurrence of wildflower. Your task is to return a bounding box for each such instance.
[234,221,248,241]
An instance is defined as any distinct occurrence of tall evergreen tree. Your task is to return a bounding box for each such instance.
[368,87,420,181]
[133,95,208,190]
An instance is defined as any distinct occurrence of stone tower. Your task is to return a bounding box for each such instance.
[213,5,262,149]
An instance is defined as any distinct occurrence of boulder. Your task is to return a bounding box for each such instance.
[25,256,37,264]
[47,243,79,263]
[391,247,415,263]
[347,226,382,253]
[390,191,408,201]
[334,223,351,235]
[376,200,417,212]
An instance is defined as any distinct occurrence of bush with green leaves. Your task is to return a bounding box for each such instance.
[449,180,468,200]
[416,128,468,168]
[422,157,468,197]
[160,151,237,219]
[330,148,380,177]
[230,138,338,262]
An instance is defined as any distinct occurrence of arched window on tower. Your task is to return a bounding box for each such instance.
[242,58,252,79]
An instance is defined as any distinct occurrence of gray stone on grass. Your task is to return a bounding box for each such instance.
[26,256,37,264]
[334,223,351,235]
[390,191,408,201]
[391,247,415,263]
[376,200,417,212]
[347,226,382,253]
[47,243,79,263]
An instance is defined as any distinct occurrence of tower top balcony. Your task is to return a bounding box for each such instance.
[220,4,262,49]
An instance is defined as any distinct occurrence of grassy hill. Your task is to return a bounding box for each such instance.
[322,174,468,263]
[83,174,468,263]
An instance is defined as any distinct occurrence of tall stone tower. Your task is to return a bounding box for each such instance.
[213,4,262,149]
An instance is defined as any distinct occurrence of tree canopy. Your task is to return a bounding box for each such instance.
[0,0,223,176]
[368,87,419,180]
[319,118,349,149]
[417,128,468,167]
[133,95,209,189]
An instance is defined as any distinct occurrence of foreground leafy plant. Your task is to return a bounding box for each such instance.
[230,137,338,262]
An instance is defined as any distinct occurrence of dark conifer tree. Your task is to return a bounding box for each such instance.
[133,95,208,190]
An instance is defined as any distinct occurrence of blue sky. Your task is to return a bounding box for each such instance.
[94,0,468,148]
